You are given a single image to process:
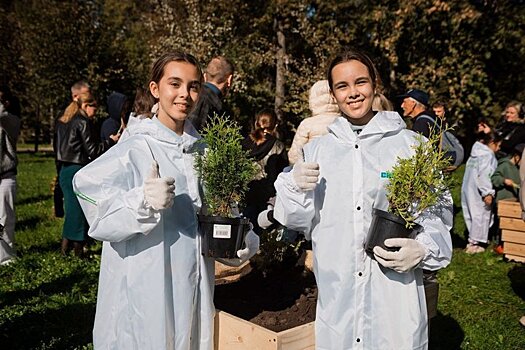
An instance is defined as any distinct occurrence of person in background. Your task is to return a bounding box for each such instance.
[287,80,340,165]
[0,86,21,266]
[432,100,447,121]
[53,81,91,218]
[242,109,288,232]
[491,143,524,254]
[461,131,501,254]
[100,91,130,142]
[274,48,452,349]
[55,92,118,257]
[400,88,442,138]
[188,55,234,133]
[494,100,525,157]
[72,51,258,349]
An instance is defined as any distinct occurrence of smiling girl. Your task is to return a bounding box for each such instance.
[72,52,258,349]
[274,48,453,349]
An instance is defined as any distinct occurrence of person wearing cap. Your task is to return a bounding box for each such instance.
[400,89,441,138]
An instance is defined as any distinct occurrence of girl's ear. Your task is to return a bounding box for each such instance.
[149,81,160,99]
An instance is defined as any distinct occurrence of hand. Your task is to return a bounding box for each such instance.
[504,178,515,187]
[257,208,274,229]
[217,229,260,267]
[292,149,319,192]
[483,194,493,206]
[109,133,120,143]
[373,238,427,273]
[143,161,175,210]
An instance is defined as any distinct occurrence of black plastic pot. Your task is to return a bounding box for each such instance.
[364,208,423,257]
[198,214,250,258]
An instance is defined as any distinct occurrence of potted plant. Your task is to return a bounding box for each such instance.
[195,113,257,259]
[364,127,453,256]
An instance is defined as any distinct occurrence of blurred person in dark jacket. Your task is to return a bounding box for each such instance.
[55,92,118,256]
[100,91,130,141]
[0,86,21,266]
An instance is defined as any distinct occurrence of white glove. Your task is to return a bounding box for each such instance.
[373,238,427,273]
[257,208,273,229]
[143,161,175,210]
[217,229,260,267]
[292,150,319,192]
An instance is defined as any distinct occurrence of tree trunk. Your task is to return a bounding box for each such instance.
[274,17,286,124]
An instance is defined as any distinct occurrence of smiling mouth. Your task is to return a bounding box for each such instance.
[348,100,364,106]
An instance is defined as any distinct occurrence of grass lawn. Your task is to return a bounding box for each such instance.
[0,153,524,349]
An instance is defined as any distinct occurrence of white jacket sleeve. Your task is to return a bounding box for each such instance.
[415,190,454,270]
[287,121,310,165]
[73,145,161,242]
[273,170,316,235]
[478,154,496,197]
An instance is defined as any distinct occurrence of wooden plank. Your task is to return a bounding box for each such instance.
[278,322,315,350]
[499,218,525,232]
[497,199,522,219]
[503,242,525,258]
[215,310,279,350]
[214,310,316,350]
[504,254,525,263]
[501,230,525,245]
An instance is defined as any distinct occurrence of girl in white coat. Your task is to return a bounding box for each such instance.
[461,131,501,254]
[274,49,453,349]
[73,52,258,350]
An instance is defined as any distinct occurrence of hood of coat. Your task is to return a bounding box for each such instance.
[470,141,494,158]
[124,117,202,153]
[107,92,128,121]
[327,110,406,143]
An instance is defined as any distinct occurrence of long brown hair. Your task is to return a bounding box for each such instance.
[59,92,95,123]
[249,109,278,144]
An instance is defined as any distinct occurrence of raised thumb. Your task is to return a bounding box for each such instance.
[147,161,160,179]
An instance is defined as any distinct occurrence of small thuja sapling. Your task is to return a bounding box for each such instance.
[385,126,453,228]
[195,113,257,217]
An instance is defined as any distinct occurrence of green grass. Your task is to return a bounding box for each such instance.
[0,156,524,349]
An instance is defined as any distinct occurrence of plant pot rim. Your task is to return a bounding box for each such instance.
[372,208,423,233]
[197,214,250,225]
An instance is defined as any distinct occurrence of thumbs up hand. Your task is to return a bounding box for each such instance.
[292,149,319,192]
[143,161,175,210]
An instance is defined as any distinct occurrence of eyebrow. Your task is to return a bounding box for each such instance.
[166,77,201,85]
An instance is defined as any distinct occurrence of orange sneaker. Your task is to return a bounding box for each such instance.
[493,245,504,255]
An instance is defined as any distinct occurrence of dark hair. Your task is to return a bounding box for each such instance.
[0,85,20,116]
[133,86,156,118]
[150,51,203,85]
[205,56,234,84]
[432,100,447,109]
[327,48,379,91]
[250,109,278,143]
[476,130,502,145]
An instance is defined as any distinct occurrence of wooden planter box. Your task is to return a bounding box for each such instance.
[497,199,525,263]
[214,310,315,350]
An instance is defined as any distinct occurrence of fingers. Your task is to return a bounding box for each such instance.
[384,238,409,248]
[148,161,160,179]
[373,245,398,260]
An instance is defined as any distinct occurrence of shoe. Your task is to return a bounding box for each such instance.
[465,244,485,254]
[493,245,504,255]
[0,258,14,266]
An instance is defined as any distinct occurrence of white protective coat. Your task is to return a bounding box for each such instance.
[461,141,497,243]
[73,118,214,350]
[274,111,453,350]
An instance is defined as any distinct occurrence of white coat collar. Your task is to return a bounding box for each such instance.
[125,116,201,152]
[327,111,406,143]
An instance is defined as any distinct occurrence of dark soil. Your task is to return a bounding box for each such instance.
[214,266,318,332]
